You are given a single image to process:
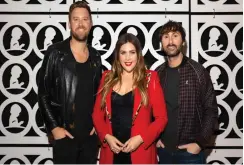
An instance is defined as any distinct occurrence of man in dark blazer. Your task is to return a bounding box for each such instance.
[156,20,218,164]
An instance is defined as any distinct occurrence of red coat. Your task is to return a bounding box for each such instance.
[92,70,168,164]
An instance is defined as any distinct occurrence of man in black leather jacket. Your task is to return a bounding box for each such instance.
[37,1,102,164]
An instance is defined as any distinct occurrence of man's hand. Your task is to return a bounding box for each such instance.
[156,139,165,148]
[105,134,124,154]
[89,127,96,136]
[178,143,201,154]
[51,127,74,140]
[122,135,143,153]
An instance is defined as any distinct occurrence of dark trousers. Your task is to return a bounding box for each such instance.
[157,147,206,164]
[52,135,99,164]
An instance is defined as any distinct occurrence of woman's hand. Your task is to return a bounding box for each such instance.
[105,134,124,154]
[122,135,143,153]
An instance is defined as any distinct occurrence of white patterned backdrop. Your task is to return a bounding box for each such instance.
[0,0,242,164]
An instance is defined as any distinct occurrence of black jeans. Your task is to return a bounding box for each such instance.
[157,147,206,164]
[52,135,99,164]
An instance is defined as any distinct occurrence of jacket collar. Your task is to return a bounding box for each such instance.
[164,55,188,68]
[60,37,99,70]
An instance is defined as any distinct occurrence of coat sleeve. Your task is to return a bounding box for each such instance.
[140,71,168,149]
[196,69,218,148]
[37,46,58,134]
[92,71,110,147]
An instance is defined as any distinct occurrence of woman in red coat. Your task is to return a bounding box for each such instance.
[92,33,167,164]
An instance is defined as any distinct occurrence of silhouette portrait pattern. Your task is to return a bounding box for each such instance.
[0,0,242,164]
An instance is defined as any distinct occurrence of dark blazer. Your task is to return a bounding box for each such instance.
[156,56,218,148]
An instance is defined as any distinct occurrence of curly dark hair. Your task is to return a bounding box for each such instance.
[159,20,186,41]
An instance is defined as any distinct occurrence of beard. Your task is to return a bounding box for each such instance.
[71,27,89,42]
[163,44,182,58]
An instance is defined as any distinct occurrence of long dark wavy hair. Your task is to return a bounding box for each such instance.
[100,33,148,110]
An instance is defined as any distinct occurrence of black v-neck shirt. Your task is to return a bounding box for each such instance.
[73,57,94,142]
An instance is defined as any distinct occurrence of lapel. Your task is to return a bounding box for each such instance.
[105,88,113,117]
[59,38,77,110]
[133,87,142,117]
[87,45,97,81]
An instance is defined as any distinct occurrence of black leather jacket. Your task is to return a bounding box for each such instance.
[38,37,102,136]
